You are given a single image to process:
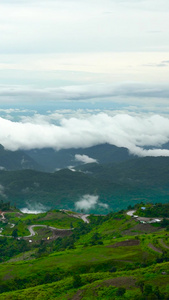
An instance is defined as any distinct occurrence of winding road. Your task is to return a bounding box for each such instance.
[126,210,136,217]
[0,211,89,239]
[1,212,5,220]
[80,214,90,224]
[60,210,90,223]
[25,225,73,238]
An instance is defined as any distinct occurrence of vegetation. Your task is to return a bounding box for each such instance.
[136,202,169,218]
[0,203,169,299]
[1,156,169,213]
[0,200,11,211]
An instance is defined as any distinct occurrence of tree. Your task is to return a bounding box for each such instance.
[70,222,73,229]
[116,287,126,297]
[144,284,153,296]
[12,228,18,239]
[109,266,117,273]
[136,280,145,294]
[90,232,103,245]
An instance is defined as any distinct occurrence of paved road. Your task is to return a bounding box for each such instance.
[25,225,73,238]
[126,210,136,216]
[0,212,5,220]
[61,210,90,223]
[0,212,73,238]
[126,210,163,224]
[81,214,90,223]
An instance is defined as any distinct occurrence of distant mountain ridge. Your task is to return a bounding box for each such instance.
[25,143,134,172]
[0,143,134,172]
[0,144,41,171]
[2,142,169,173]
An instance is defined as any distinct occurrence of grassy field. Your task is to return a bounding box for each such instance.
[0,262,169,300]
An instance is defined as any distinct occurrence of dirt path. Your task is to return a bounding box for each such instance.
[148,243,163,254]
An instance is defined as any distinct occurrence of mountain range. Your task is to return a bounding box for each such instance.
[0,142,169,213]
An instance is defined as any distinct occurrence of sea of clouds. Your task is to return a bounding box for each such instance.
[0,112,169,157]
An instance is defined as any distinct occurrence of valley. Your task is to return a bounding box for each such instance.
[1,153,169,213]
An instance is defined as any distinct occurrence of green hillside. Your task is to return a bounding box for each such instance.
[0,203,169,299]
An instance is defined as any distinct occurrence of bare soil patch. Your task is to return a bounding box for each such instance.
[39,212,68,221]
[123,223,159,235]
[97,276,136,289]
[107,239,140,248]
[15,212,23,217]
[53,229,72,238]
[3,270,14,280]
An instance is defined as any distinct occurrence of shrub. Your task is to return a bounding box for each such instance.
[116,287,126,296]
[72,274,82,288]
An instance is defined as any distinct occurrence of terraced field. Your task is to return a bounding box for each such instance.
[0,205,169,299]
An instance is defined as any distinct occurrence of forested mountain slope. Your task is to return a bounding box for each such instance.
[1,156,169,212]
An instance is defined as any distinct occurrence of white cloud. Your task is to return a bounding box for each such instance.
[75,195,98,211]
[0,184,6,198]
[20,208,42,214]
[75,154,98,164]
[1,112,169,157]
[75,195,109,211]
[67,166,76,172]
[0,166,5,170]
[0,0,168,57]
[0,0,168,105]
[0,1,167,162]
[1,82,169,105]
[98,203,109,209]
[20,202,48,214]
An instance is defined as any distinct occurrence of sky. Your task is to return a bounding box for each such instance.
[0,0,169,156]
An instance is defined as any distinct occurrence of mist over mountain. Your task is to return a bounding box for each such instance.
[0,140,168,173]
[0,154,169,213]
